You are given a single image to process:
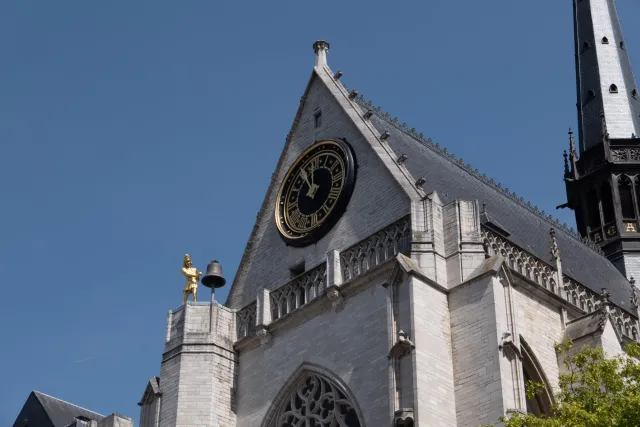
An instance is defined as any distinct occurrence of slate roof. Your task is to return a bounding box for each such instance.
[355,97,636,315]
[34,391,104,427]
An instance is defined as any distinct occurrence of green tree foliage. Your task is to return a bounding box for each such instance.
[484,340,640,427]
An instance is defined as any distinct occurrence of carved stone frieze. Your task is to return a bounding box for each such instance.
[340,216,411,283]
[236,301,257,340]
[612,148,640,163]
[483,229,639,341]
[270,264,327,322]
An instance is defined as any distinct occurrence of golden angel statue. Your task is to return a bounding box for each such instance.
[181,254,202,304]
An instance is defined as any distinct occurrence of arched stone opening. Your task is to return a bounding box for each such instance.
[262,364,365,427]
[520,339,554,417]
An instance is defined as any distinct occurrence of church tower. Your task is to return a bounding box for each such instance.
[564,0,640,280]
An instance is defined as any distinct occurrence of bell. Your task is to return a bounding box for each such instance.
[201,260,226,289]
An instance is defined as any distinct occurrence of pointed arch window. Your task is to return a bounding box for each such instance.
[602,37,610,44]
[266,371,363,427]
[521,339,553,417]
[586,188,601,228]
[634,177,640,220]
[618,176,636,219]
[610,84,619,93]
[601,182,615,224]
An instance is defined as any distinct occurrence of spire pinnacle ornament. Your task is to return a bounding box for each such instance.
[550,228,560,259]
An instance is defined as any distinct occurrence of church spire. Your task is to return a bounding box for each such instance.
[564,0,640,282]
[573,0,640,152]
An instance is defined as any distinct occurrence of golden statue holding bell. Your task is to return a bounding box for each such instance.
[181,254,202,304]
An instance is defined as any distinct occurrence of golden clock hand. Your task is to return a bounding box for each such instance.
[300,169,312,187]
[300,169,316,198]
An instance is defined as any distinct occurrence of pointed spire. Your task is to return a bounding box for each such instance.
[573,0,640,151]
[566,128,579,180]
[600,111,609,141]
[568,128,576,157]
[550,228,559,258]
[313,40,330,68]
[630,277,639,308]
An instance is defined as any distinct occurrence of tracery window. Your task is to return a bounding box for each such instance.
[270,372,362,427]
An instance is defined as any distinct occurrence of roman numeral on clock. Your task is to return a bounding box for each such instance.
[289,210,302,227]
[309,157,320,172]
[328,187,340,202]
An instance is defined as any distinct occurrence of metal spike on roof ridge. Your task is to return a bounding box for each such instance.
[352,93,606,257]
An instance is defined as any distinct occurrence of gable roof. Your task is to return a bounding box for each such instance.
[33,391,104,427]
[353,95,636,314]
[225,65,420,308]
[138,376,161,405]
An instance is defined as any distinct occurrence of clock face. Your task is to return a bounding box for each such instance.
[276,139,356,247]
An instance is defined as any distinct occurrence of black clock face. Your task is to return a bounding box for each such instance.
[276,139,356,247]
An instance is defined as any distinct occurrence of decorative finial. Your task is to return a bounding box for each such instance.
[563,150,570,177]
[482,203,487,214]
[181,254,203,304]
[630,277,638,308]
[600,287,611,304]
[600,111,610,141]
[313,40,330,67]
[550,228,560,259]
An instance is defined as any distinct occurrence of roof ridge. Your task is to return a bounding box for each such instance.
[34,390,105,418]
[350,92,606,257]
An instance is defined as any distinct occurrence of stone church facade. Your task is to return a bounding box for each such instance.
[137,0,639,426]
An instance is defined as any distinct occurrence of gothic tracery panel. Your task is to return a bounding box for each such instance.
[270,373,362,427]
[482,229,640,341]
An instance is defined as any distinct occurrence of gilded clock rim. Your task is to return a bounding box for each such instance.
[275,138,356,247]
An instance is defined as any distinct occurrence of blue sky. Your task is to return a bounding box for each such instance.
[1,0,639,424]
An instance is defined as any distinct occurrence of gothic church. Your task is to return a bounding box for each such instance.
[14,0,640,426]
[139,0,640,426]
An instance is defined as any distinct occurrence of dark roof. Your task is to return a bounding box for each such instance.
[34,391,104,427]
[357,98,635,314]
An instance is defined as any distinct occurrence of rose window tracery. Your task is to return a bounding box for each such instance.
[273,373,361,427]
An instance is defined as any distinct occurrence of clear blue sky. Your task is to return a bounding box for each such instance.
[1,0,638,424]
